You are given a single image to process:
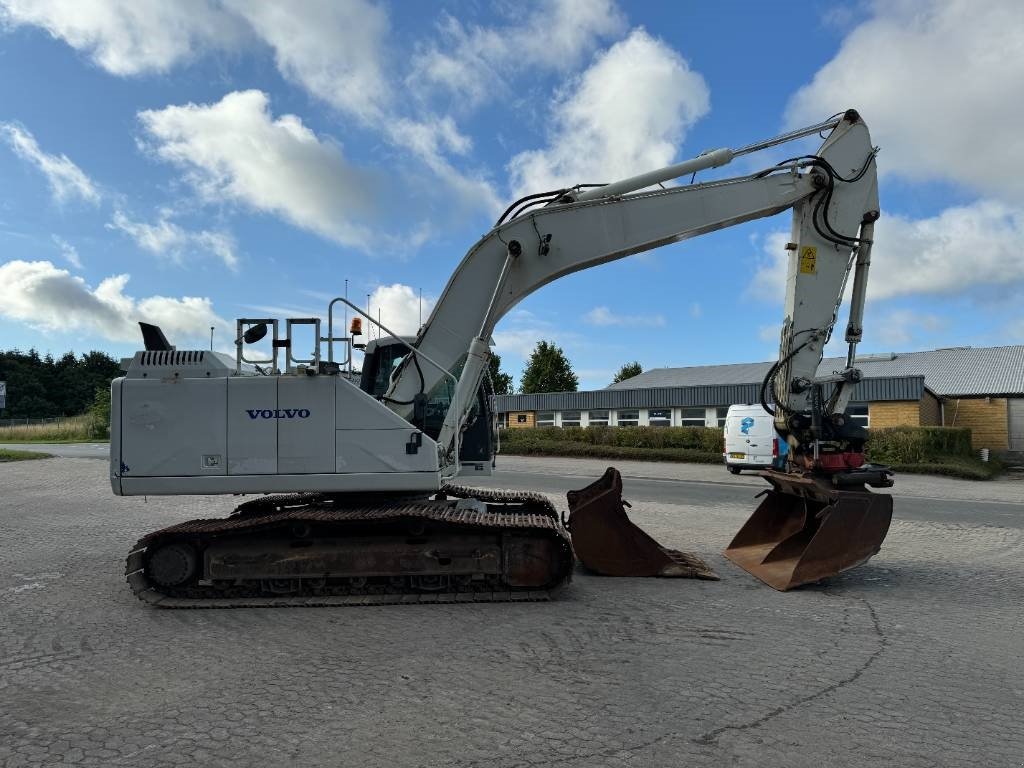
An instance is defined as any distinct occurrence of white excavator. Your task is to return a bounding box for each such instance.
[115,109,893,605]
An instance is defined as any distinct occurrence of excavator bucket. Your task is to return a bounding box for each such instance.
[724,471,892,591]
[566,467,718,579]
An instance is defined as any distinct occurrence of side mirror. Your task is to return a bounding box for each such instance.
[243,322,268,344]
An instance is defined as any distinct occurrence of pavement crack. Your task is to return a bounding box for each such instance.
[692,595,888,746]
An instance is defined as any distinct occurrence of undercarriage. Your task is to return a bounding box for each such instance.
[126,486,573,608]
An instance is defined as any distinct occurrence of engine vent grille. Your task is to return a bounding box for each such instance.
[139,351,206,366]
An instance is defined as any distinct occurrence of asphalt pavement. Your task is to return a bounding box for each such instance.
[2,454,1023,767]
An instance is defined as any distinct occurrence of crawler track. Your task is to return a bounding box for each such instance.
[125,486,573,608]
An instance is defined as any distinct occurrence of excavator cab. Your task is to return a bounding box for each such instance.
[359,337,495,467]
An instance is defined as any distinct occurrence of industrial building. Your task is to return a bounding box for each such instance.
[495,345,1024,454]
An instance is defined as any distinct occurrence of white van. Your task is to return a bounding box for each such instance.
[722,404,784,474]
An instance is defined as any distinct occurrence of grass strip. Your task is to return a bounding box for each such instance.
[0,448,52,462]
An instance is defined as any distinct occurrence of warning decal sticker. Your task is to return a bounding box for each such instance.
[799,245,817,274]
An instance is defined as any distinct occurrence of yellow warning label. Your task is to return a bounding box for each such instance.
[799,246,818,274]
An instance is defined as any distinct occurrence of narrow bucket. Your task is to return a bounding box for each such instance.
[724,472,892,590]
[566,467,718,579]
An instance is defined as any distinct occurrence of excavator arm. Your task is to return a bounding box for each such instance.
[387,111,879,478]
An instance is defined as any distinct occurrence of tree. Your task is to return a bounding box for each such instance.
[612,361,643,385]
[520,341,578,394]
[0,349,121,418]
[487,353,514,395]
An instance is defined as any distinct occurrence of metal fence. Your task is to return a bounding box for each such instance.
[0,417,71,428]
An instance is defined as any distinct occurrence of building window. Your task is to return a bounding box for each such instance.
[537,411,555,427]
[588,410,609,427]
[516,414,528,424]
[498,413,508,429]
[616,409,640,427]
[716,407,729,428]
[648,409,671,427]
[845,403,869,428]
[679,406,706,427]
[561,410,581,427]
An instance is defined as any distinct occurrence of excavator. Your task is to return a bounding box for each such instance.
[114,109,893,606]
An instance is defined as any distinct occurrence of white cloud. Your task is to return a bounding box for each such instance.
[225,0,391,122]
[508,28,710,194]
[749,201,1024,303]
[108,209,238,270]
[367,283,434,338]
[787,0,1024,204]
[409,0,625,110]
[2,1,501,224]
[583,305,666,328]
[0,259,227,345]
[492,310,583,365]
[758,324,780,344]
[223,2,501,218]
[872,309,945,347]
[138,90,383,249]
[689,303,702,319]
[1,123,99,204]
[51,235,82,269]
[0,0,245,75]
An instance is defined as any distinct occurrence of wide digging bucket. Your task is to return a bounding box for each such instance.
[566,467,717,579]
[724,471,892,591]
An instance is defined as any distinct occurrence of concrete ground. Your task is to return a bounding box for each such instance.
[2,456,1022,767]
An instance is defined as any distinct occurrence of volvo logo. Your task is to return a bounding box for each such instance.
[246,409,310,419]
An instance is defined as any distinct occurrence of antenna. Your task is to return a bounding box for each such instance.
[419,287,422,327]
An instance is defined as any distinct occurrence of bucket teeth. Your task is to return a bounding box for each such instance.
[724,470,893,591]
[566,468,718,580]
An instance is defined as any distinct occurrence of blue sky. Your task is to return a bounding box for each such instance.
[0,0,1021,390]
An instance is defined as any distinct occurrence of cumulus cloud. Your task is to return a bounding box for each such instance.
[367,283,434,338]
[583,306,666,328]
[1,1,506,223]
[0,0,245,75]
[51,235,82,269]
[787,0,1024,204]
[410,0,625,110]
[508,28,710,194]
[1,123,99,204]
[138,90,383,249]
[872,309,945,347]
[491,309,583,364]
[748,201,1024,303]
[224,0,391,122]
[108,209,238,270]
[0,259,227,345]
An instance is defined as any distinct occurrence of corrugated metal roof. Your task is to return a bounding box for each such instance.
[494,376,924,412]
[607,345,1024,397]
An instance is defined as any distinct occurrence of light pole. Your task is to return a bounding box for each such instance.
[209,326,214,351]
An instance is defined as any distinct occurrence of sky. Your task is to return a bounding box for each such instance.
[0,0,1021,390]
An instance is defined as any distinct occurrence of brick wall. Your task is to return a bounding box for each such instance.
[945,397,1009,449]
[507,411,535,429]
[919,391,941,426]
[869,401,921,428]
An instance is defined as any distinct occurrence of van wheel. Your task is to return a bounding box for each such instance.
[728,466,741,475]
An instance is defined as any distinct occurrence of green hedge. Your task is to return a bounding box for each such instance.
[498,439,721,464]
[865,427,973,464]
[499,424,1000,479]
[501,426,725,452]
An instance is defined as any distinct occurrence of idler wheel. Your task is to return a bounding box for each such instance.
[147,542,198,587]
